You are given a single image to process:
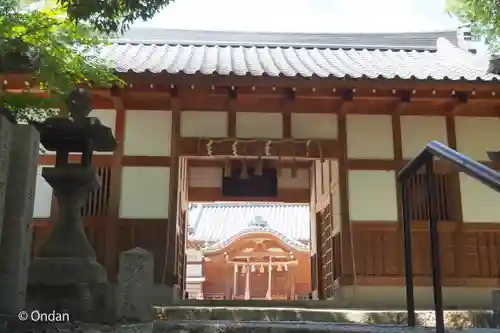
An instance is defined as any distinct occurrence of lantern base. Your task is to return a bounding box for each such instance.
[27,165,111,321]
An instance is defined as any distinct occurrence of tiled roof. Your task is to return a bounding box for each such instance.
[187,203,310,246]
[99,29,500,81]
[202,227,309,253]
[114,29,459,50]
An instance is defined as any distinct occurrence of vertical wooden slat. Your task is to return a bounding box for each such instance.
[446,116,465,278]
[163,95,181,287]
[228,99,236,137]
[391,114,404,275]
[282,100,292,138]
[106,93,125,282]
[337,112,354,282]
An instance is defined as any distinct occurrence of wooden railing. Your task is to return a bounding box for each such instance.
[407,173,452,221]
[81,166,112,217]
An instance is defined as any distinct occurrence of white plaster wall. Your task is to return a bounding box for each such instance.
[236,113,282,138]
[91,109,117,135]
[181,111,228,137]
[123,110,171,156]
[186,248,203,261]
[401,116,448,159]
[348,170,398,221]
[119,166,170,218]
[459,172,500,222]
[347,115,393,159]
[455,117,500,161]
[188,167,222,187]
[32,166,52,218]
[291,113,337,139]
[278,168,309,188]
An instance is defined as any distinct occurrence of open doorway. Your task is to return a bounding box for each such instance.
[185,202,311,300]
[179,156,314,300]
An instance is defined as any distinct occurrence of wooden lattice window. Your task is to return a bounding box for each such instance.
[81,167,111,217]
[407,172,452,221]
[317,206,334,299]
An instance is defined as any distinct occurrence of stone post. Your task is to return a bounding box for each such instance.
[0,115,13,240]
[117,247,154,322]
[492,290,500,326]
[0,125,39,314]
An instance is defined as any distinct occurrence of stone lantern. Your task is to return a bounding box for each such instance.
[27,89,116,320]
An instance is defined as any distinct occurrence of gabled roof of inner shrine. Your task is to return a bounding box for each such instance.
[187,203,310,247]
[99,28,500,82]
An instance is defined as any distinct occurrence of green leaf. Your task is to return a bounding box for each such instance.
[0,0,123,121]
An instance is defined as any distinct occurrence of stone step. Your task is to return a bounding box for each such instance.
[152,320,498,333]
[158,306,361,322]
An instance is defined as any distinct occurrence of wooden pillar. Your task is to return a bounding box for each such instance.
[162,94,181,289]
[107,90,125,282]
[244,264,251,300]
[337,112,354,281]
[232,264,238,300]
[391,114,404,276]
[446,116,465,278]
[266,259,272,299]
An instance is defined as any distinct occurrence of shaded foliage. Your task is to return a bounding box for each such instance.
[57,0,173,33]
[0,0,120,121]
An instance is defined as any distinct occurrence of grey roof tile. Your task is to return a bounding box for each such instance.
[100,34,500,81]
[187,203,310,245]
[114,29,459,50]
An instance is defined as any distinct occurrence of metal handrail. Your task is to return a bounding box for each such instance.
[397,140,500,333]
[398,140,500,191]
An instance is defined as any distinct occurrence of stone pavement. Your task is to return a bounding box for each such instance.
[4,320,500,333]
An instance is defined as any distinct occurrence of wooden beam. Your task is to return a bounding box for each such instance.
[39,154,113,166]
[186,158,312,168]
[177,137,338,159]
[118,72,500,93]
[187,187,310,203]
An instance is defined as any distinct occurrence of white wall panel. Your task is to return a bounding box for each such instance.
[348,170,398,221]
[32,166,52,218]
[119,166,170,218]
[236,113,282,138]
[291,113,337,139]
[460,173,500,222]
[347,115,393,159]
[401,116,447,159]
[188,167,222,187]
[455,117,500,161]
[278,168,309,189]
[181,111,228,137]
[123,110,171,156]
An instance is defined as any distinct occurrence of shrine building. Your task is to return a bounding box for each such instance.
[185,203,311,300]
[21,27,500,309]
